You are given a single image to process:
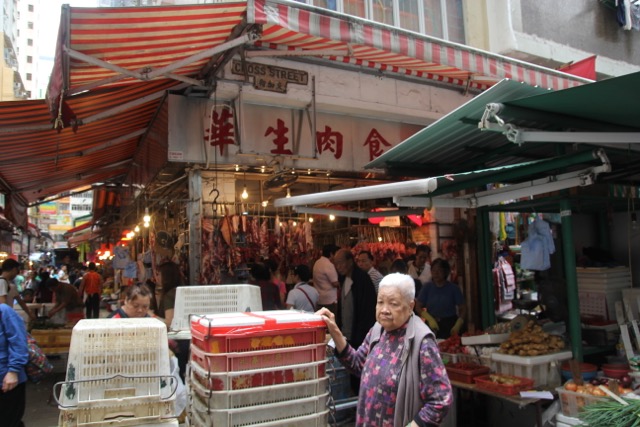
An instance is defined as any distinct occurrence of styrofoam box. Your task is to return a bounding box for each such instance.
[190,311,326,354]
[191,358,326,391]
[58,400,176,427]
[190,390,329,427]
[491,351,572,387]
[579,289,624,321]
[61,318,172,406]
[190,374,329,410]
[555,413,585,426]
[190,342,326,372]
[171,285,262,331]
[190,407,329,427]
[461,333,510,346]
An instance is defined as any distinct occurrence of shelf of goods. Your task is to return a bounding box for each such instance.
[491,351,572,387]
[577,267,631,322]
[188,310,329,427]
[30,328,73,355]
[56,318,178,427]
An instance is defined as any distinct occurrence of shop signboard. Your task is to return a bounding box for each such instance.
[39,202,57,215]
[168,95,423,173]
[230,60,308,94]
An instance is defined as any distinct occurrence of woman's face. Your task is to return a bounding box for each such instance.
[122,295,151,318]
[376,286,414,331]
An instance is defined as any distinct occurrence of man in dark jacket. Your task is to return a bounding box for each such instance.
[333,249,377,349]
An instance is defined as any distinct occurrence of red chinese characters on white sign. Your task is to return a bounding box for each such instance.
[204,106,235,155]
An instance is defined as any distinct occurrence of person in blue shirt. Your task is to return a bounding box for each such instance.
[415,258,466,339]
[0,303,29,427]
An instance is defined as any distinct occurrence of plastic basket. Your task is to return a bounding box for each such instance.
[190,406,329,427]
[473,374,534,396]
[190,375,329,410]
[190,342,326,373]
[60,318,171,406]
[556,387,608,417]
[58,399,176,427]
[191,359,326,391]
[190,311,326,354]
[190,390,329,427]
[445,362,490,384]
[171,285,263,331]
[491,351,572,387]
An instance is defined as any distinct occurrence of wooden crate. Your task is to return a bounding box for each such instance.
[30,328,72,354]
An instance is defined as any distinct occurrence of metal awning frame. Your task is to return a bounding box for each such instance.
[479,102,640,146]
[293,206,425,220]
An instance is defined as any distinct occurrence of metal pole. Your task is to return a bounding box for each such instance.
[597,210,611,252]
[560,199,582,361]
[477,209,494,329]
[187,168,202,286]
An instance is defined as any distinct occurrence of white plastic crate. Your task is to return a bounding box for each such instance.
[190,375,329,410]
[60,318,172,406]
[579,289,624,321]
[190,391,329,426]
[58,400,176,427]
[172,285,262,331]
[491,351,572,386]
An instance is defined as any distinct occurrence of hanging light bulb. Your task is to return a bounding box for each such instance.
[134,225,140,233]
[235,164,240,172]
[286,188,291,198]
[329,214,335,221]
[143,208,151,223]
[144,222,150,228]
[308,217,314,223]
[241,171,249,199]
[292,221,297,226]
[261,200,268,207]
[260,165,266,173]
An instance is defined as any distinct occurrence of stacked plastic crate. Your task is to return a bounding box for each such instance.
[56,318,179,427]
[188,310,329,427]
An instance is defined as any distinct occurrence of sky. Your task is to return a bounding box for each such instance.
[35,0,99,98]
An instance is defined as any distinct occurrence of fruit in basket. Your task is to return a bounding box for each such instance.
[620,375,632,388]
[438,335,463,354]
[489,374,521,385]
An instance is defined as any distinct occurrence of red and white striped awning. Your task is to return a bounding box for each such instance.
[48,0,591,112]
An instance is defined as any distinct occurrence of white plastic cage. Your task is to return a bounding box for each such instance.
[59,318,174,407]
[171,285,263,331]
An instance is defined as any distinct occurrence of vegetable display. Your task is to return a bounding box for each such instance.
[578,397,640,427]
[498,320,564,356]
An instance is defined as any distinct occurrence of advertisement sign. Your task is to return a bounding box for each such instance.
[39,202,57,215]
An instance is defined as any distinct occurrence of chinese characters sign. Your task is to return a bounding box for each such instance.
[231,60,309,93]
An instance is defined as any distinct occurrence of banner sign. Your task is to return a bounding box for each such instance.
[168,95,423,172]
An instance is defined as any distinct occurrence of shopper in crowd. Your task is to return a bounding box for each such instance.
[408,244,432,286]
[333,249,377,349]
[390,258,422,297]
[266,258,287,307]
[34,271,53,303]
[0,260,34,321]
[156,261,188,380]
[415,258,466,339]
[356,250,384,293]
[312,244,340,313]
[23,271,36,291]
[108,284,153,319]
[318,273,453,427]
[285,264,318,312]
[78,262,104,319]
[156,261,184,328]
[57,264,70,284]
[249,263,283,310]
[46,278,84,325]
[0,302,29,427]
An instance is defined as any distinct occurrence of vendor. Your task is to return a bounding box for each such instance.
[46,278,84,325]
[415,258,466,339]
[108,284,153,319]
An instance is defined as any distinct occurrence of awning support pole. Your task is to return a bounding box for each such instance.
[560,199,583,362]
[187,168,203,286]
[477,208,495,329]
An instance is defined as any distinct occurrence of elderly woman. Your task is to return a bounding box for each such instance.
[108,284,153,318]
[318,273,452,427]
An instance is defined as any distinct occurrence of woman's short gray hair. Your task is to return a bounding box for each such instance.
[379,273,415,302]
